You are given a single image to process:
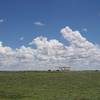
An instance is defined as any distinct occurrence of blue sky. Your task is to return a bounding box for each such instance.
[0,0,100,70]
[0,0,100,48]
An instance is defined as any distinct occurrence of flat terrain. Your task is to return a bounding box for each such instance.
[0,71,100,100]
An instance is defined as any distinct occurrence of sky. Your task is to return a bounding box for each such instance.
[0,0,100,70]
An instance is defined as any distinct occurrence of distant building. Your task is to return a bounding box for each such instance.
[59,66,71,71]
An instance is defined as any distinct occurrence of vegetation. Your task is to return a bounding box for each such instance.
[0,71,100,100]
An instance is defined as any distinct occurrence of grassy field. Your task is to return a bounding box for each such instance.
[0,71,100,100]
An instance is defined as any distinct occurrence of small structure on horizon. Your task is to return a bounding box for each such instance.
[59,66,71,71]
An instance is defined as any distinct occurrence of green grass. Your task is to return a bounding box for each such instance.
[0,71,100,100]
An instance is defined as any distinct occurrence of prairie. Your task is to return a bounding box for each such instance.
[0,71,100,100]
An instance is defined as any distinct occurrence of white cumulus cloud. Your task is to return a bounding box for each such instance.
[0,26,100,71]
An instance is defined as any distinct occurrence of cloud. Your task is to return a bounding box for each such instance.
[20,37,24,41]
[34,21,45,26]
[82,28,87,33]
[0,19,4,23]
[60,27,100,70]
[98,13,100,17]
[0,26,100,71]
[0,41,3,46]
[61,27,94,48]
